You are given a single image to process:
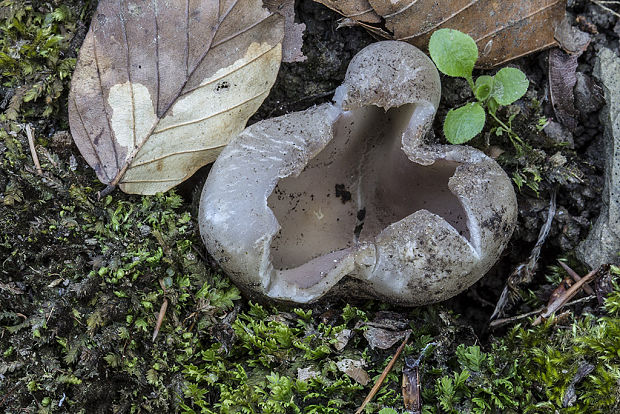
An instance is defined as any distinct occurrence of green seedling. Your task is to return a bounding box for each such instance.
[429,28,529,145]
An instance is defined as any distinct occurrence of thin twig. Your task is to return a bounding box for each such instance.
[152,278,169,342]
[591,0,620,18]
[152,298,168,342]
[25,124,42,175]
[557,261,595,295]
[490,295,596,328]
[533,267,602,326]
[355,331,411,414]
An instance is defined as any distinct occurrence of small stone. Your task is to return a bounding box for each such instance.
[574,72,604,116]
[297,367,319,381]
[544,120,575,148]
[554,18,591,55]
[578,48,620,267]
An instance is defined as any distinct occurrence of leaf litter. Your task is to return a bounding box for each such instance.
[315,0,567,67]
[69,0,285,195]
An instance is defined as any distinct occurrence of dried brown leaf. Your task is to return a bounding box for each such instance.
[315,0,567,68]
[364,326,409,350]
[316,0,381,24]
[264,0,306,62]
[403,358,421,414]
[69,0,284,194]
[549,48,579,129]
[336,359,370,385]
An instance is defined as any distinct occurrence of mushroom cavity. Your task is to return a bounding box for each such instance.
[199,41,517,305]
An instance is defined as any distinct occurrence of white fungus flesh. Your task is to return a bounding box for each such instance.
[199,41,518,305]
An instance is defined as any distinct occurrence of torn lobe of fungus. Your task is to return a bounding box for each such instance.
[267,103,471,279]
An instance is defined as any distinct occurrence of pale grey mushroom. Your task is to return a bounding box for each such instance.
[199,41,517,305]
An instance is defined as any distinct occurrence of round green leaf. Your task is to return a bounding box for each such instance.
[474,75,494,102]
[492,67,529,105]
[429,28,478,79]
[443,102,486,144]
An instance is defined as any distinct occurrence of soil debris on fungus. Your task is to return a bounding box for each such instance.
[2,0,620,412]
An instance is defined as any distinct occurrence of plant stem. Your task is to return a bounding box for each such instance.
[466,75,475,90]
[489,111,524,146]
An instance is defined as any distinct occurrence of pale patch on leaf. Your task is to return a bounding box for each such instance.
[336,358,370,385]
[108,82,158,155]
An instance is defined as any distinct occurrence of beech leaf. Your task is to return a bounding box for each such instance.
[315,0,566,68]
[69,0,284,195]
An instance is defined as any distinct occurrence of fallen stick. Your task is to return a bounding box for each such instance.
[355,330,411,414]
[25,124,42,176]
[557,261,595,295]
[532,267,602,326]
[490,295,595,328]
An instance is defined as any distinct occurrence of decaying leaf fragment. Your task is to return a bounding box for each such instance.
[549,48,579,129]
[264,0,307,62]
[69,0,284,194]
[315,0,567,68]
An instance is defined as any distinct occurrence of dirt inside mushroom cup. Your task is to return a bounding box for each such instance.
[199,41,517,306]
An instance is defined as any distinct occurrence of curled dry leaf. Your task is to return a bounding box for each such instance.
[315,0,567,68]
[69,0,284,194]
[549,48,579,129]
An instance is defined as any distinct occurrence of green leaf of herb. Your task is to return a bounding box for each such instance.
[492,67,529,105]
[474,75,494,102]
[429,28,478,83]
[443,102,486,144]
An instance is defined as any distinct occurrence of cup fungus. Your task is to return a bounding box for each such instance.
[199,41,517,305]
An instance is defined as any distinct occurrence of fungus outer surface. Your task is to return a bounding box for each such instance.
[199,41,517,305]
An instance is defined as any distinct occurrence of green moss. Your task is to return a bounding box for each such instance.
[419,287,620,413]
[0,1,94,122]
